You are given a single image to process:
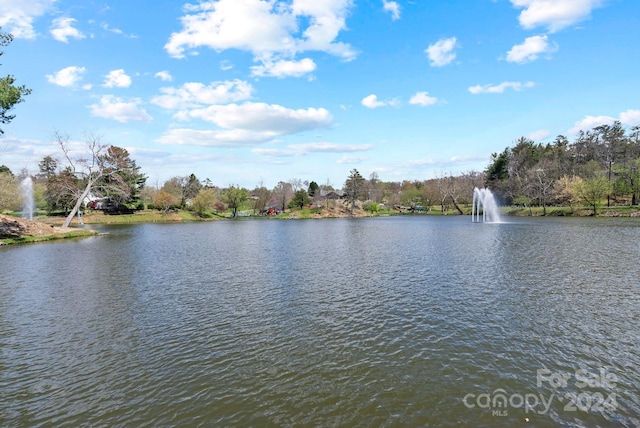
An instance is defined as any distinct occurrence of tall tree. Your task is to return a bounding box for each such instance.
[307,181,319,197]
[0,30,31,135]
[343,169,364,214]
[184,173,202,204]
[94,145,146,208]
[38,156,58,181]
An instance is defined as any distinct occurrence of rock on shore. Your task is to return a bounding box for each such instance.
[0,214,76,238]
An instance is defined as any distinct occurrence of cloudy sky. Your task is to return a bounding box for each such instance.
[1,0,639,188]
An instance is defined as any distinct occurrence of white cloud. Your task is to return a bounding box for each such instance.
[362,94,384,109]
[409,91,438,106]
[157,128,276,147]
[100,22,137,38]
[90,95,153,123]
[527,129,551,141]
[154,71,173,82]
[164,0,356,71]
[620,109,640,125]
[510,0,604,32]
[506,35,557,63]
[102,69,132,88]
[382,0,400,20]
[251,147,298,157]
[468,81,535,94]
[253,142,372,157]
[447,155,489,165]
[362,94,398,109]
[46,66,87,87]
[183,102,333,135]
[290,0,355,57]
[152,79,331,147]
[294,142,372,153]
[151,80,254,110]
[406,158,436,167]
[337,155,367,164]
[425,37,458,67]
[568,109,640,134]
[0,0,55,39]
[568,115,615,134]
[165,0,294,58]
[50,17,85,43]
[250,58,316,78]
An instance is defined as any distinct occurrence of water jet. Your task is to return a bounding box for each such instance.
[472,187,501,223]
[20,176,34,220]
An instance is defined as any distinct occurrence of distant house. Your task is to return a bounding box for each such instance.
[320,190,344,200]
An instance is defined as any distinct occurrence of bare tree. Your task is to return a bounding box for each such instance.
[273,181,293,211]
[289,178,304,193]
[435,171,464,214]
[367,172,381,203]
[54,131,142,227]
[252,179,271,214]
[528,165,555,215]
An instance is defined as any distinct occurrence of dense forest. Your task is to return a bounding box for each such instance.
[2,122,640,218]
[485,122,640,214]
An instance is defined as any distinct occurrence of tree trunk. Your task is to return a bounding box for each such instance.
[62,180,93,227]
[450,196,464,215]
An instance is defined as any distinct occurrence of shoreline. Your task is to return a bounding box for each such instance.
[3,205,639,245]
[0,214,99,246]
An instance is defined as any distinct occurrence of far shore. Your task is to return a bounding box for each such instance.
[23,203,640,228]
[3,204,639,246]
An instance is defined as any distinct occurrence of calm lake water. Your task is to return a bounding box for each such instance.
[1,216,639,427]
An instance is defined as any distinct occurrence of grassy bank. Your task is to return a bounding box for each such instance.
[38,210,212,226]
[504,205,640,217]
[0,229,98,246]
[27,204,640,228]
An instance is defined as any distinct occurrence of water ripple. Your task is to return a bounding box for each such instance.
[1,217,639,426]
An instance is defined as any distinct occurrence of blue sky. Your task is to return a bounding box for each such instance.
[1,0,639,189]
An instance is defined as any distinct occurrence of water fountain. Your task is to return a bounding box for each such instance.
[20,176,34,220]
[472,187,502,223]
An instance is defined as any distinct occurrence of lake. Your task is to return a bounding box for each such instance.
[1,216,639,426]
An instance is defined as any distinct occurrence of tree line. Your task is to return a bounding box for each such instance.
[3,123,640,219]
[485,122,640,214]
